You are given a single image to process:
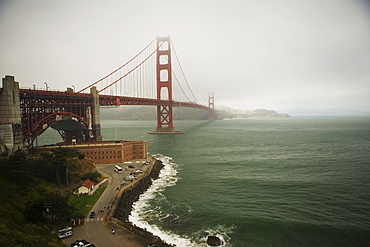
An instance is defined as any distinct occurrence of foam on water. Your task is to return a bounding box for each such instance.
[129,154,195,246]
[128,154,233,247]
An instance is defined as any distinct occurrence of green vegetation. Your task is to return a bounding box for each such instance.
[40,147,80,187]
[82,171,102,183]
[0,148,101,247]
[68,186,106,217]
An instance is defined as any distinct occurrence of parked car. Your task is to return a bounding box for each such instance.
[128,164,134,168]
[58,230,73,239]
[89,211,95,218]
[58,226,72,232]
[71,239,89,247]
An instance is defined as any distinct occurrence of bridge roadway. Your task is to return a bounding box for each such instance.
[62,160,154,247]
[19,88,212,110]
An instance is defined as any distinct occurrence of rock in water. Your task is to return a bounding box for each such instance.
[207,235,221,246]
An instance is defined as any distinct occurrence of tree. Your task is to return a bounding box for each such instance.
[0,150,36,186]
[24,190,75,223]
[82,171,102,183]
[48,147,80,187]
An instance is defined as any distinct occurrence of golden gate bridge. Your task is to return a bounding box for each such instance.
[0,36,215,153]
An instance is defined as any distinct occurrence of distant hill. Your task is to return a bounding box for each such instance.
[100,106,218,120]
[216,106,290,118]
[281,107,370,116]
[100,106,289,120]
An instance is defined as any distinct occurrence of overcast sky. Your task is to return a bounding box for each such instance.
[1,0,370,111]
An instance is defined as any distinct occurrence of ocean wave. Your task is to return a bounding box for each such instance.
[129,154,194,246]
[128,154,234,246]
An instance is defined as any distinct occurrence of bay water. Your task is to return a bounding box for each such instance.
[39,117,370,246]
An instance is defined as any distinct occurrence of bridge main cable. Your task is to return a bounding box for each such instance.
[171,41,201,105]
[77,38,156,93]
[98,45,159,93]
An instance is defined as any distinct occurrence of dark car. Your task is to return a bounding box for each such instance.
[128,164,134,168]
[71,239,89,247]
[89,211,95,218]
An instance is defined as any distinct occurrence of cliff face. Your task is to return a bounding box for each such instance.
[114,160,164,221]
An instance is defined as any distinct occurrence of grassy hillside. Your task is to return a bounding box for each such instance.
[0,177,66,247]
[0,149,97,247]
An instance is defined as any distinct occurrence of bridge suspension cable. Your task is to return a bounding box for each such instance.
[171,41,201,105]
[77,38,157,93]
[98,47,157,93]
[76,36,208,109]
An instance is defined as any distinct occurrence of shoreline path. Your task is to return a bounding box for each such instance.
[63,159,155,247]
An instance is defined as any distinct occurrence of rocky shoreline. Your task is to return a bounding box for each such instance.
[112,159,175,247]
[114,159,163,221]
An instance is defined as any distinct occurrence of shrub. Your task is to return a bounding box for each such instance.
[78,153,85,159]
[82,172,101,183]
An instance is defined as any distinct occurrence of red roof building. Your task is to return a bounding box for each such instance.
[78,179,95,195]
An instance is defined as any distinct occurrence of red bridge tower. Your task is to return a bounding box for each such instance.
[155,36,177,133]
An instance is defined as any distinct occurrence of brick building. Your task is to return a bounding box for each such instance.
[37,140,147,164]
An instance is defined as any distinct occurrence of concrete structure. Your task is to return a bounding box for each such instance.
[37,140,147,164]
[0,76,23,154]
[90,87,102,141]
[0,75,106,154]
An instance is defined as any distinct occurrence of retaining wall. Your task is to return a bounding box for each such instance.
[112,159,174,247]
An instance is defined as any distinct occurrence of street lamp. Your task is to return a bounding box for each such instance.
[44,82,48,91]
[72,85,75,92]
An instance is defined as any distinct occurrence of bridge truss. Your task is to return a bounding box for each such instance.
[1,36,215,152]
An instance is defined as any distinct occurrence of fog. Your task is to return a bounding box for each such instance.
[1,0,370,111]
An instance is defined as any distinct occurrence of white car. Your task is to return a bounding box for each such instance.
[125,175,135,181]
[58,230,73,239]
[58,226,72,232]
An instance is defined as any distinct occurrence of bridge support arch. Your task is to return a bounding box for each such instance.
[0,75,104,153]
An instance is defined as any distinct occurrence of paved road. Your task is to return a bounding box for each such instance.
[63,161,152,247]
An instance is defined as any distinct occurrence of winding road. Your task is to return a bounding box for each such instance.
[62,161,152,247]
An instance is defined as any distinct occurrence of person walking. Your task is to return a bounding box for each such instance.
[112,229,115,235]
